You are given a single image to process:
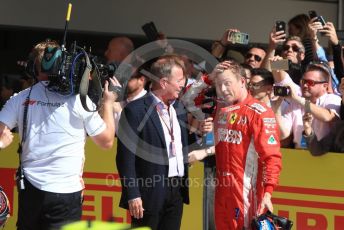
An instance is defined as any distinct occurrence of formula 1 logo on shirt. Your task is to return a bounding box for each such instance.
[22,100,63,107]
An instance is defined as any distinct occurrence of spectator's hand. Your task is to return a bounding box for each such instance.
[320,22,339,45]
[128,198,144,219]
[0,126,13,149]
[258,192,273,215]
[220,28,240,46]
[302,113,313,136]
[269,55,284,62]
[199,117,214,134]
[308,17,323,40]
[270,56,288,78]
[270,96,284,112]
[269,26,286,48]
[156,32,173,53]
[269,55,284,72]
[188,149,208,164]
[281,83,300,103]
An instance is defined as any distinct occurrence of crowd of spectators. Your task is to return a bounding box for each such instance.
[1,12,343,154]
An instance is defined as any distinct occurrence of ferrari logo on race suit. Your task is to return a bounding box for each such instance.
[229,113,238,124]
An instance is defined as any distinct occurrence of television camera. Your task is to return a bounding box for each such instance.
[40,3,131,111]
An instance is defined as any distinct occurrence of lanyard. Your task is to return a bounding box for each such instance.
[156,102,176,156]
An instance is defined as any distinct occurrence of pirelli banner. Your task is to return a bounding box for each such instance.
[0,135,343,230]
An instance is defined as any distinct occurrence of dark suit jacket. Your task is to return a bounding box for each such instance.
[116,93,190,212]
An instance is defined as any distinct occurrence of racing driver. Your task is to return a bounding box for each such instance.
[183,60,282,229]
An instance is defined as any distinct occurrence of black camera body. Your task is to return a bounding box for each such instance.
[95,61,133,101]
[274,85,290,97]
[40,42,131,111]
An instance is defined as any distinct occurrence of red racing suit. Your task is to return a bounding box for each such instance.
[214,94,282,230]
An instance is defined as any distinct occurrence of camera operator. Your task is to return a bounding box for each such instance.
[0,40,116,229]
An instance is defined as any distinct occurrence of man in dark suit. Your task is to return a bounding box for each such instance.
[116,54,191,230]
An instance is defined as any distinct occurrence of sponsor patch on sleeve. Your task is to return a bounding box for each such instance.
[263,117,277,129]
[267,134,277,145]
[250,103,267,113]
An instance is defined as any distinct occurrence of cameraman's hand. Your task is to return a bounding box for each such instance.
[0,126,13,149]
[103,77,119,104]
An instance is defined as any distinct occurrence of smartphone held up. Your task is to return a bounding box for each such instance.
[275,21,286,33]
[308,10,326,26]
[273,85,290,97]
[270,59,289,71]
[227,31,249,45]
[142,21,159,41]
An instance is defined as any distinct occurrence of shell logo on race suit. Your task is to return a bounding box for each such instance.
[218,128,242,144]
